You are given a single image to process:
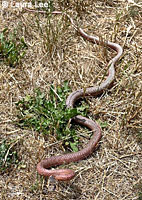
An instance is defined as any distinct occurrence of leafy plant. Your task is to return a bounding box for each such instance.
[16,81,88,152]
[0,140,18,173]
[0,28,27,67]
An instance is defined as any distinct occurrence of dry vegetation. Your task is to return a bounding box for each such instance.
[0,0,142,199]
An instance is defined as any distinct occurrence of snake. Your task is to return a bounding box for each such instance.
[32,12,123,181]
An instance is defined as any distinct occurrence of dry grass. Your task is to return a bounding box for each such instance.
[0,0,142,199]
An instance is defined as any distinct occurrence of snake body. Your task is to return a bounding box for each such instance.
[36,19,123,181]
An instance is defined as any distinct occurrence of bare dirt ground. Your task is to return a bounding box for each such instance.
[0,1,142,200]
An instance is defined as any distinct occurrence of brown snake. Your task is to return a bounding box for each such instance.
[27,11,123,181]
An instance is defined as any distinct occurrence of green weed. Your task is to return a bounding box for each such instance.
[16,81,88,152]
[128,7,139,18]
[30,181,40,193]
[44,14,70,58]
[0,28,27,67]
[0,140,18,173]
[134,181,142,200]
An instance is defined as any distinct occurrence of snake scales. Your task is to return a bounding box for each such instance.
[31,12,123,181]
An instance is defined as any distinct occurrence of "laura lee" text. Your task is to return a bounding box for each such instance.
[10,1,50,8]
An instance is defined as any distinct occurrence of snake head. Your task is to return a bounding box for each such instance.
[53,169,75,181]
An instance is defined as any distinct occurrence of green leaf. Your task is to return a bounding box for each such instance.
[21,37,28,48]
[0,140,18,172]
[0,28,27,67]
[70,142,78,152]
[97,120,108,128]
